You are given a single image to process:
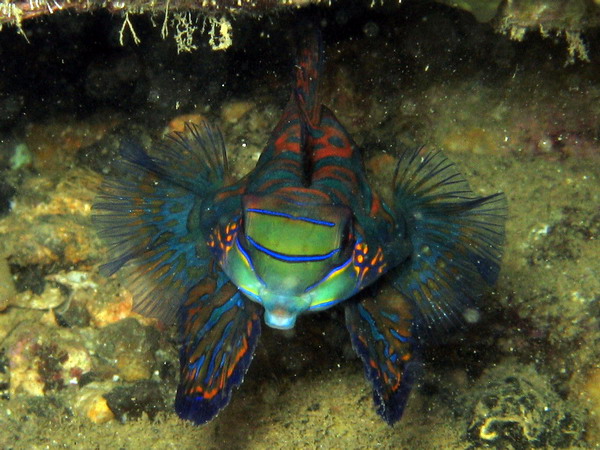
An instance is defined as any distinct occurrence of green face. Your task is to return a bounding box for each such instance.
[220,194,361,329]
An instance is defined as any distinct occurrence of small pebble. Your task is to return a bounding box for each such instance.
[221,101,255,124]
[166,113,208,134]
[74,383,116,424]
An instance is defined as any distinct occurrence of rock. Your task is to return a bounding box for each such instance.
[221,101,256,124]
[10,285,66,310]
[0,350,8,400]
[580,367,600,443]
[0,169,99,273]
[166,113,208,134]
[0,176,16,217]
[465,363,584,448]
[45,271,96,327]
[365,153,396,174]
[96,318,161,382]
[437,0,503,23]
[23,395,72,421]
[104,380,169,422]
[54,300,91,328]
[5,322,93,397]
[0,256,16,311]
[87,287,135,328]
[73,382,116,424]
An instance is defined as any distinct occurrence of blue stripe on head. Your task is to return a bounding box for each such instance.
[238,287,262,304]
[304,256,353,293]
[247,236,340,262]
[236,236,256,271]
[246,208,335,227]
[234,236,266,288]
[307,297,342,311]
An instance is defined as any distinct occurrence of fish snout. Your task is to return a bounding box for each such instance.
[264,307,298,330]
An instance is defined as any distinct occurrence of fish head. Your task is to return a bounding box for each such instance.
[210,193,371,329]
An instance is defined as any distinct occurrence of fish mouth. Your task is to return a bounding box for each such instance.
[264,307,298,330]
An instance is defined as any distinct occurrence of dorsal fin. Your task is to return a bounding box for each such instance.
[294,22,323,126]
[293,22,324,187]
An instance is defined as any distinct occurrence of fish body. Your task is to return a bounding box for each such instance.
[94,28,506,425]
[206,36,408,330]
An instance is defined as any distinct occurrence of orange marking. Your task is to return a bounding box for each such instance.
[313,143,352,160]
[136,258,164,278]
[313,165,357,184]
[274,130,302,154]
[276,186,331,202]
[227,334,249,377]
[184,277,218,306]
[215,185,246,202]
[256,177,285,193]
[370,194,381,216]
[139,179,159,194]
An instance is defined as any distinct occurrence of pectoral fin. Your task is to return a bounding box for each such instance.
[176,266,262,424]
[345,285,419,425]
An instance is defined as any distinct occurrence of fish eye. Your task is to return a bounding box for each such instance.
[340,218,354,251]
[238,217,249,245]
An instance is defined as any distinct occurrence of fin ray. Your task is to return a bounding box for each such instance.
[93,121,230,323]
[391,146,507,337]
[175,267,261,424]
[345,285,419,424]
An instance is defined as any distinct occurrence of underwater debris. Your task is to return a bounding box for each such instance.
[0,0,325,25]
[204,14,232,51]
[171,11,198,52]
[0,0,322,50]
[8,143,32,171]
[493,0,600,63]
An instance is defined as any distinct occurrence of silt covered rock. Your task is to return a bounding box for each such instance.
[465,362,584,448]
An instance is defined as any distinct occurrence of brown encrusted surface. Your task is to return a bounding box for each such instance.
[0,0,320,25]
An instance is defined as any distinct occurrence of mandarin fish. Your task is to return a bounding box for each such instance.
[93,29,506,425]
